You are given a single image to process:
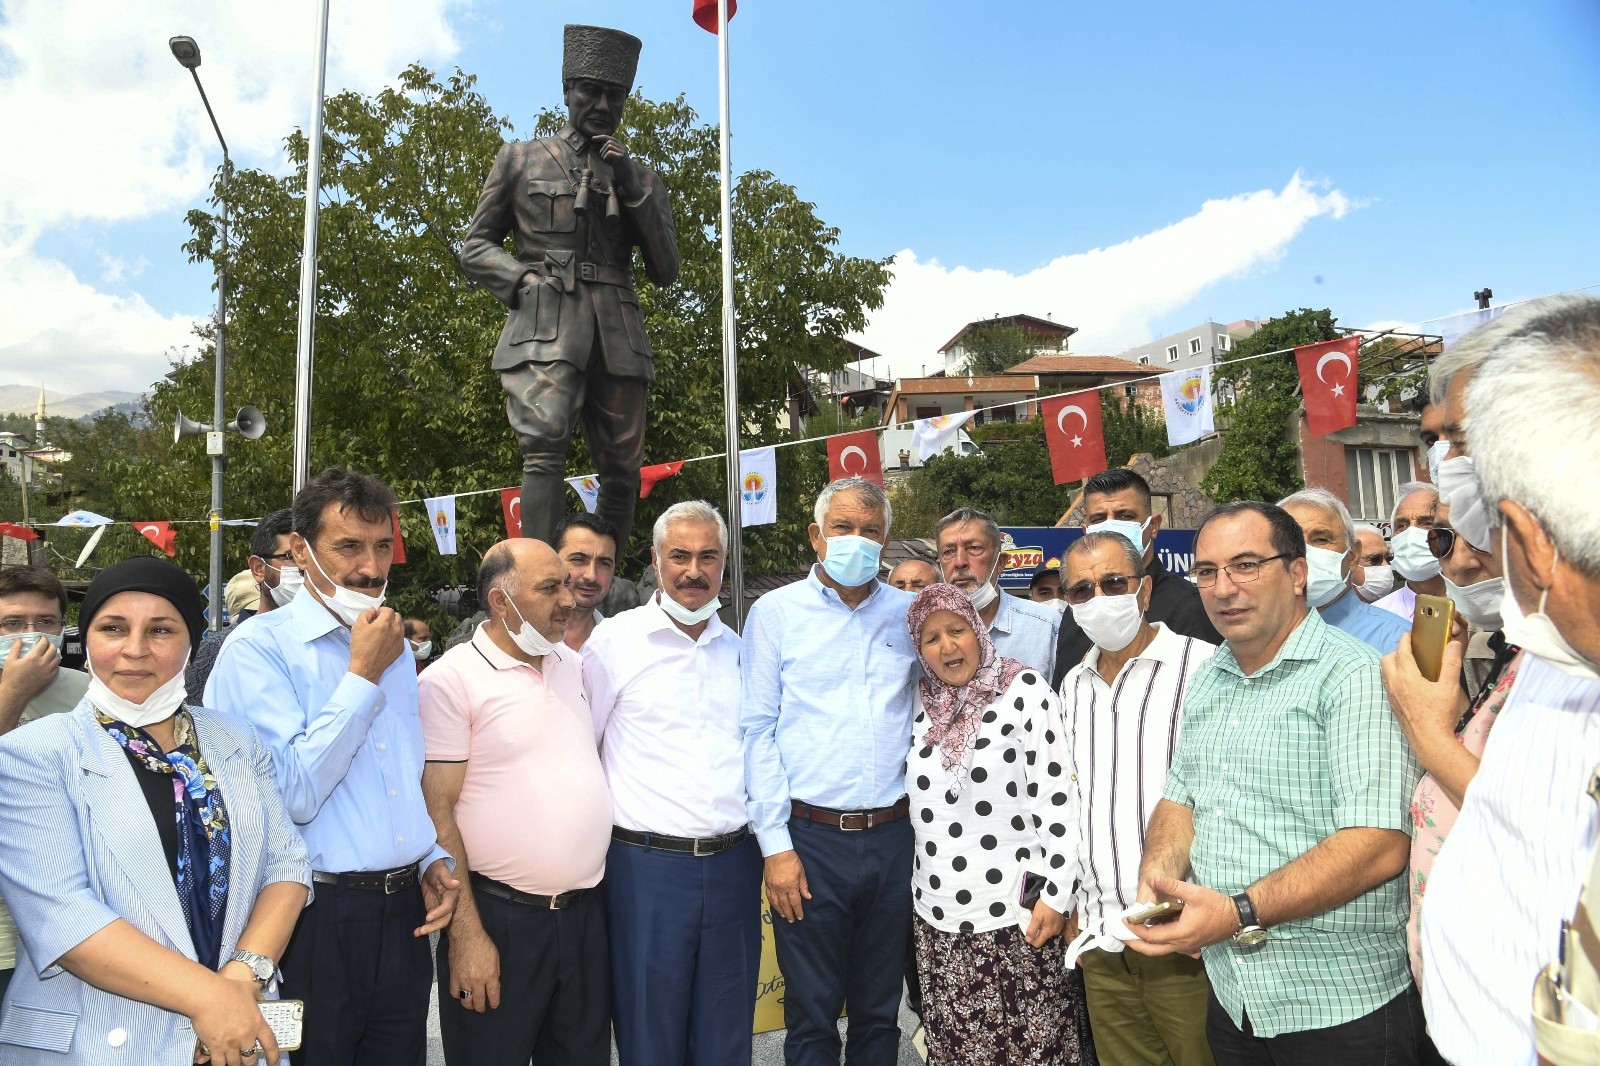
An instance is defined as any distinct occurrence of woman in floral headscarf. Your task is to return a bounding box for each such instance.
[906,583,1082,1065]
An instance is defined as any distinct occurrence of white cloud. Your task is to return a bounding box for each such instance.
[853,172,1352,375]
[0,0,465,394]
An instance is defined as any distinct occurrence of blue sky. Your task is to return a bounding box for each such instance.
[3,0,1597,394]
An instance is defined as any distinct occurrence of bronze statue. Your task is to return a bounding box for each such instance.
[460,24,679,552]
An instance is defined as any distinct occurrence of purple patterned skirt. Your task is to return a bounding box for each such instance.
[914,914,1081,1065]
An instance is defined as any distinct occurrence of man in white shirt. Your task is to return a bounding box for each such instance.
[583,501,757,1066]
[1420,293,1600,1065]
[1057,531,1217,1066]
[1375,483,1445,622]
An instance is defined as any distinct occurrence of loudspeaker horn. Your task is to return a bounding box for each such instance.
[229,406,267,440]
[174,411,208,444]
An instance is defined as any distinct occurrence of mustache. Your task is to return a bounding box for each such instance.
[344,575,385,590]
[674,576,712,590]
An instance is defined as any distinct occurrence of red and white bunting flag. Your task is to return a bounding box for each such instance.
[826,430,884,486]
[1041,391,1108,486]
[1294,336,1360,436]
[390,508,406,565]
[639,461,685,498]
[0,522,38,542]
[692,0,737,33]
[500,488,523,537]
[132,521,177,557]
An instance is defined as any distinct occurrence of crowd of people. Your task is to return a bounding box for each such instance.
[0,293,1596,1065]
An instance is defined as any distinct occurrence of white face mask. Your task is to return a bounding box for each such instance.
[654,581,720,627]
[1390,526,1442,582]
[1304,545,1351,609]
[1085,516,1152,556]
[945,552,1002,612]
[1426,439,1450,485]
[86,652,191,729]
[1069,580,1147,652]
[265,564,303,607]
[1436,455,1493,553]
[1355,565,1396,602]
[1499,538,1599,681]
[1444,574,1504,630]
[304,544,386,626]
[4,632,64,660]
[502,594,559,658]
[410,640,432,661]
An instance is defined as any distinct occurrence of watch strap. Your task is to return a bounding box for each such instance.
[230,949,275,984]
[1231,891,1260,931]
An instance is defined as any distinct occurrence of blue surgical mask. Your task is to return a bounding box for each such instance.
[1085,517,1152,556]
[5,632,64,659]
[820,535,883,588]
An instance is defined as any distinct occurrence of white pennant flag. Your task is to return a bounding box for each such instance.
[739,447,778,527]
[424,495,458,555]
[911,411,976,461]
[1159,365,1216,447]
[565,475,601,514]
[55,509,114,527]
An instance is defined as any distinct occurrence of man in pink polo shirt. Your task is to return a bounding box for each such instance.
[419,538,613,1065]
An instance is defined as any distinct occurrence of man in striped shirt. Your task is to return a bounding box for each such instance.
[1058,531,1217,1066]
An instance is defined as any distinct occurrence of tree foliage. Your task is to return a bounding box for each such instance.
[38,66,889,603]
[1202,308,1339,503]
[958,321,1037,375]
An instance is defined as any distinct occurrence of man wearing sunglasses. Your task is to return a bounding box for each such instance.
[186,508,297,696]
[1056,532,1218,1065]
[1278,488,1410,655]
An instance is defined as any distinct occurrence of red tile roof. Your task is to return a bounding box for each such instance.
[1005,354,1151,376]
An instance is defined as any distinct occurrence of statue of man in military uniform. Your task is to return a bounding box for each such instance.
[460,24,679,552]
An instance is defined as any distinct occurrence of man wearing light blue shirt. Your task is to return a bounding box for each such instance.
[207,468,459,1066]
[936,506,1060,677]
[1280,488,1410,654]
[742,477,919,1066]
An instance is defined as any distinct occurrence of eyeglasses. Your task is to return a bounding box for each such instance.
[1188,555,1289,588]
[0,616,65,634]
[1357,552,1393,567]
[1427,527,1491,560]
[259,551,295,564]
[1063,575,1139,605]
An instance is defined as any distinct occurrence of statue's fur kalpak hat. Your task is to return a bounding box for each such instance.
[562,24,642,90]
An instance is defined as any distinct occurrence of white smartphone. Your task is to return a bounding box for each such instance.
[258,1000,304,1052]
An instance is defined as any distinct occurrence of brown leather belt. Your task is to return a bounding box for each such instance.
[470,871,590,911]
[791,797,910,831]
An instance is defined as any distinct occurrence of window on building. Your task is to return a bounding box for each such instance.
[1345,447,1417,522]
[1217,334,1231,352]
[1139,356,1150,365]
[1189,337,1203,356]
[1166,345,1180,362]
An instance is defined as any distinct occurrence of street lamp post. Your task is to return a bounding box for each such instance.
[170,35,231,633]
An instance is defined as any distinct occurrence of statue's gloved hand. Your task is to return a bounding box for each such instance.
[591,136,642,201]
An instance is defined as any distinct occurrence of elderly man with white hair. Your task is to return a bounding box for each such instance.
[1351,522,1395,603]
[1413,294,1600,1066]
[1374,481,1447,622]
[1277,487,1410,653]
[741,476,920,1065]
[583,501,758,1066]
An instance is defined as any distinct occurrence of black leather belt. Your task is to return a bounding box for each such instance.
[791,797,911,831]
[470,871,590,911]
[611,825,750,857]
[311,863,418,894]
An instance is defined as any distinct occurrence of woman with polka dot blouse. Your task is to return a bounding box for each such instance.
[905,583,1082,1064]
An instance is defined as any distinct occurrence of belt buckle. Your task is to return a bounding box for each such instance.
[383,869,408,895]
[548,892,564,911]
[578,262,597,282]
[693,836,714,857]
[838,811,869,832]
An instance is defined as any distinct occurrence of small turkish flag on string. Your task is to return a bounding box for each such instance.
[390,508,406,565]
[0,522,39,541]
[500,488,523,538]
[639,461,685,498]
[827,430,884,486]
[692,0,737,33]
[133,521,177,557]
[1295,336,1360,436]
[1041,391,1108,486]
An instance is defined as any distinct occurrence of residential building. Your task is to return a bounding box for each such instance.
[1117,319,1260,373]
[1005,354,1162,411]
[938,313,1076,376]
[882,374,1040,426]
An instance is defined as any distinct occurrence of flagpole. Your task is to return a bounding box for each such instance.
[291,0,331,495]
[716,0,744,631]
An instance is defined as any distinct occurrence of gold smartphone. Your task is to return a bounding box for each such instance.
[1124,900,1184,924]
[1412,594,1456,683]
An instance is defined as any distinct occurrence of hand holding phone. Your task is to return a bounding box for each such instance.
[1123,899,1185,925]
[1411,595,1457,684]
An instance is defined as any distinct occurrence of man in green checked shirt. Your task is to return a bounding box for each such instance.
[1124,501,1425,1064]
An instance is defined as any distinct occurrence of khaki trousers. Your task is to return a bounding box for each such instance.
[1079,947,1216,1066]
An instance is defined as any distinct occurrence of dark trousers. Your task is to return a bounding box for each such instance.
[437,886,609,1066]
[278,880,432,1066]
[1206,985,1424,1065]
[606,835,763,1066]
[772,814,913,1066]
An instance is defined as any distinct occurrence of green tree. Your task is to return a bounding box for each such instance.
[80,65,886,603]
[958,321,1036,375]
[1202,308,1340,503]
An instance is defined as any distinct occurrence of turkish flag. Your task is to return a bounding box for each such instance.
[639,461,685,498]
[1295,336,1360,436]
[692,0,737,33]
[133,521,177,557]
[0,522,38,541]
[500,487,523,538]
[1041,391,1108,486]
[827,430,884,486]
[390,508,406,565]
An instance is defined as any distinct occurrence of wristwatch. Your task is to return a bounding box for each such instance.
[1231,892,1268,947]
[230,949,276,987]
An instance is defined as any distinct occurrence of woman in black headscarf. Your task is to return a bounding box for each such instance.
[0,557,310,1066]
